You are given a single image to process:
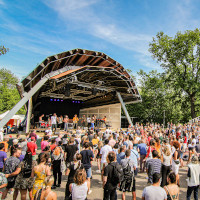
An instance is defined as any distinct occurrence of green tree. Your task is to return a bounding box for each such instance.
[0,68,25,114]
[0,45,9,56]
[127,70,189,124]
[149,29,200,119]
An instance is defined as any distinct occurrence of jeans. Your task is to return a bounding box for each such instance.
[161,165,171,187]
[52,124,57,131]
[64,123,68,131]
[103,188,117,200]
[187,185,199,200]
[140,154,146,172]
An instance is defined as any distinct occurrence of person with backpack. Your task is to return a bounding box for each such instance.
[120,150,136,200]
[103,151,123,200]
[13,152,37,200]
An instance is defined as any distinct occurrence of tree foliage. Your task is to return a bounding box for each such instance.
[149,29,200,118]
[127,70,190,124]
[0,45,9,56]
[0,68,25,114]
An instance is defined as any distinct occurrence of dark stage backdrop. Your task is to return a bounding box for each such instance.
[34,98,83,120]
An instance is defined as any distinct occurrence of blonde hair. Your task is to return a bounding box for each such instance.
[44,175,54,189]
[163,146,171,156]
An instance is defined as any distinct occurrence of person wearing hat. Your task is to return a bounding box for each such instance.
[27,137,37,160]
[186,155,200,200]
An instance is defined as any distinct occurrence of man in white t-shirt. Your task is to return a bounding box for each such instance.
[142,173,167,200]
[100,139,112,180]
[51,113,57,132]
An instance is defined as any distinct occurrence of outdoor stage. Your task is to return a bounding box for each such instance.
[0,48,141,131]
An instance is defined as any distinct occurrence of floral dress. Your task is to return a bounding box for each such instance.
[32,165,47,197]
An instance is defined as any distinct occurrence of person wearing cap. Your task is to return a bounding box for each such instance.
[186,155,200,200]
[27,137,37,160]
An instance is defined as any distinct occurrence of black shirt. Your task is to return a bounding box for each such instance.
[80,149,94,169]
[68,163,84,184]
[65,144,78,163]
[104,162,118,190]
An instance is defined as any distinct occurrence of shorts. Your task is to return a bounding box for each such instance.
[85,168,92,178]
[7,181,15,189]
[120,177,136,192]
[172,160,180,175]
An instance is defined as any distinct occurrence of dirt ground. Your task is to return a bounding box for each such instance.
[6,161,189,200]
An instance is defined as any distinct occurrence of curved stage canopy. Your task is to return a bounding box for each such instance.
[0,48,141,130]
[19,48,141,107]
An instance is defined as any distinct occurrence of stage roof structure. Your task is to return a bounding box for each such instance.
[0,48,141,130]
[19,48,141,107]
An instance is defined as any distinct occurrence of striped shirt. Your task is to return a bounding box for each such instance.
[146,158,162,183]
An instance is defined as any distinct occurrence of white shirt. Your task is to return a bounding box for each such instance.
[87,117,91,123]
[51,116,57,124]
[100,144,112,163]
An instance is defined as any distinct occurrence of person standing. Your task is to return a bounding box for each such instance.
[65,137,78,168]
[146,150,162,184]
[31,153,51,198]
[186,155,200,200]
[164,172,179,200]
[73,114,79,130]
[103,151,120,200]
[2,148,22,200]
[63,115,69,131]
[137,139,147,172]
[0,143,7,172]
[161,146,172,187]
[27,137,37,161]
[130,145,140,176]
[14,152,37,200]
[80,142,94,194]
[142,173,167,200]
[51,113,57,133]
[120,150,136,200]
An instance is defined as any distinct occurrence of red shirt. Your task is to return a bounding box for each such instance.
[50,144,57,151]
[27,142,37,155]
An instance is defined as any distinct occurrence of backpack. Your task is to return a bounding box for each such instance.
[110,162,123,185]
[22,162,32,178]
[123,160,133,181]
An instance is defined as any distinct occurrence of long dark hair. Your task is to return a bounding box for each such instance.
[24,151,32,167]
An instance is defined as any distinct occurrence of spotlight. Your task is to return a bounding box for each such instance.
[54,99,56,101]
[50,99,53,101]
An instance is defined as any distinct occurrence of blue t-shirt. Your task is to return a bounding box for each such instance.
[0,151,7,169]
[137,143,147,155]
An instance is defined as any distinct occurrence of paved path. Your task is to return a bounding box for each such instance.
[6,161,188,200]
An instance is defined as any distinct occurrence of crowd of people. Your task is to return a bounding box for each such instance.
[0,122,199,200]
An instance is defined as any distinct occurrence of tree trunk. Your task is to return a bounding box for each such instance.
[190,94,196,119]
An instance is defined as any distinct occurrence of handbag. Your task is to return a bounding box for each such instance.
[60,157,66,173]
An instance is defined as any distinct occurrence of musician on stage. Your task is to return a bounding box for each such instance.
[81,115,86,129]
[73,114,79,129]
[63,115,69,131]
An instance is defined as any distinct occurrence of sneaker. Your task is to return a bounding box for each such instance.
[96,170,101,173]
[51,185,56,189]
[56,184,60,187]
[88,190,92,194]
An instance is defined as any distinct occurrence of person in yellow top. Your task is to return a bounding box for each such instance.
[92,134,99,146]
[73,114,79,130]
[31,153,51,199]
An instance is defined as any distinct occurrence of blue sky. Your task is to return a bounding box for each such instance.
[0,0,199,80]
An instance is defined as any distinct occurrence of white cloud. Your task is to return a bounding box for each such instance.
[0,0,4,5]
[44,0,152,57]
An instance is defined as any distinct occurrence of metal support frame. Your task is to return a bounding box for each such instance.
[116,92,133,127]
[0,67,71,130]
[0,77,48,130]
[26,97,32,133]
